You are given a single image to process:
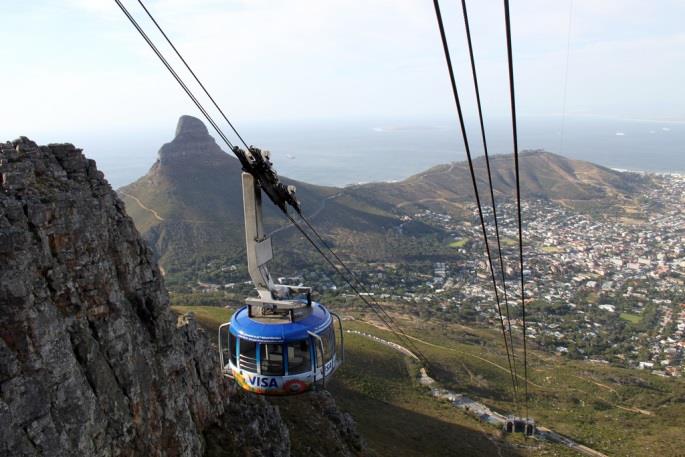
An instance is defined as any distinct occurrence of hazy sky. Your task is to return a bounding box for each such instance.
[2,0,684,145]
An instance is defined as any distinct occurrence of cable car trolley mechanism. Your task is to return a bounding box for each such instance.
[219,147,344,395]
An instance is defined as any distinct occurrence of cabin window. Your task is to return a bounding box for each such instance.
[287,340,311,375]
[314,326,335,369]
[239,339,258,372]
[229,332,237,366]
[322,325,336,364]
[315,335,324,369]
[260,343,285,376]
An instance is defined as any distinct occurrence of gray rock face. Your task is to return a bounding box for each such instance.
[0,137,362,457]
[175,114,210,139]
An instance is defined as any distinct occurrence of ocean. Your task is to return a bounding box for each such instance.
[80,115,684,189]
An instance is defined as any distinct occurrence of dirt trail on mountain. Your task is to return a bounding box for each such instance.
[119,192,227,224]
[119,191,165,221]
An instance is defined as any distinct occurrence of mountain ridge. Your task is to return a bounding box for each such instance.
[118,116,650,274]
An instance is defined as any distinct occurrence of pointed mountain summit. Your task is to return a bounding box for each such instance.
[175,114,209,138]
[158,115,227,167]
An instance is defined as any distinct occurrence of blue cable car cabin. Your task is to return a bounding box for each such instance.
[218,164,344,395]
[219,300,343,395]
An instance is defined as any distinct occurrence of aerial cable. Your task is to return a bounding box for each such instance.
[559,0,574,155]
[503,0,530,420]
[285,213,429,363]
[113,0,235,153]
[459,0,520,396]
[133,0,427,362]
[115,0,427,365]
[431,0,519,406]
[136,0,252,152]
[296,213,428,361]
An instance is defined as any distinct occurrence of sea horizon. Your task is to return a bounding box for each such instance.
[7,115,682,189]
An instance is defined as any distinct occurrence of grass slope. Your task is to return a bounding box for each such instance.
[172,306,546,456]
[364,317,685,457]
[172,304,685,456]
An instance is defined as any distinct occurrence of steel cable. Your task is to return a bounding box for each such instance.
[461,0,519,400]
[503,0,530,420]
[296,213,429,362]
[136,0,251,152]
[285,213,429,363]
[432,0,519,407]
[114,0,427,365]
[459,0,520,400]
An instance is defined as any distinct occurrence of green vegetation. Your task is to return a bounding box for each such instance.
[173,305,233,328]
[329,326,521,457]
[170,292,235,307]
[170,300,685,457]
[173,305,685,456]
[376,320,685,457]
[448,239,467,248]
[541,245,563,253]
[619,312,643,324]
[501,237,518,247]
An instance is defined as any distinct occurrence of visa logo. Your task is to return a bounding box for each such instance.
[248,376,279,388]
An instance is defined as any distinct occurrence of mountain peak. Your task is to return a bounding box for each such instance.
[175,114,209,139]
[158,115,228,166]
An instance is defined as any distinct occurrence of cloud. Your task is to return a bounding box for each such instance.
[2,0,685,138]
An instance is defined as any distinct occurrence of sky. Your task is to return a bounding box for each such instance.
[1,0,684,183]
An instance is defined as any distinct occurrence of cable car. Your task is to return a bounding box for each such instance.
[219,149,343,395]
[504,416,535,436]
[219,294,343,395]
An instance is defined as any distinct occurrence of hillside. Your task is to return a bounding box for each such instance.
[119,116,649,281]
[174,304,685,457]
[173,306,530,457]
[0,137,363,456]
[344,150,648,215]
[119,116,427,275]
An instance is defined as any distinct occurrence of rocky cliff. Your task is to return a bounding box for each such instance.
[0,137,362,457]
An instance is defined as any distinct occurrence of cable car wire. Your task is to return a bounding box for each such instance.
[113,0,427,364]
[285,213,428,363]
[296,213,429,361]
[116,0,528,407]
[431,0,519,406]
[113,0,235,151]
[136,0,251,152]
[503,0,530,420]
[459,0,520,399]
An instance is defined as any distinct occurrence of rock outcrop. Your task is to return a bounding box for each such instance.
[0,137,362,457]
[159,115,228,167]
